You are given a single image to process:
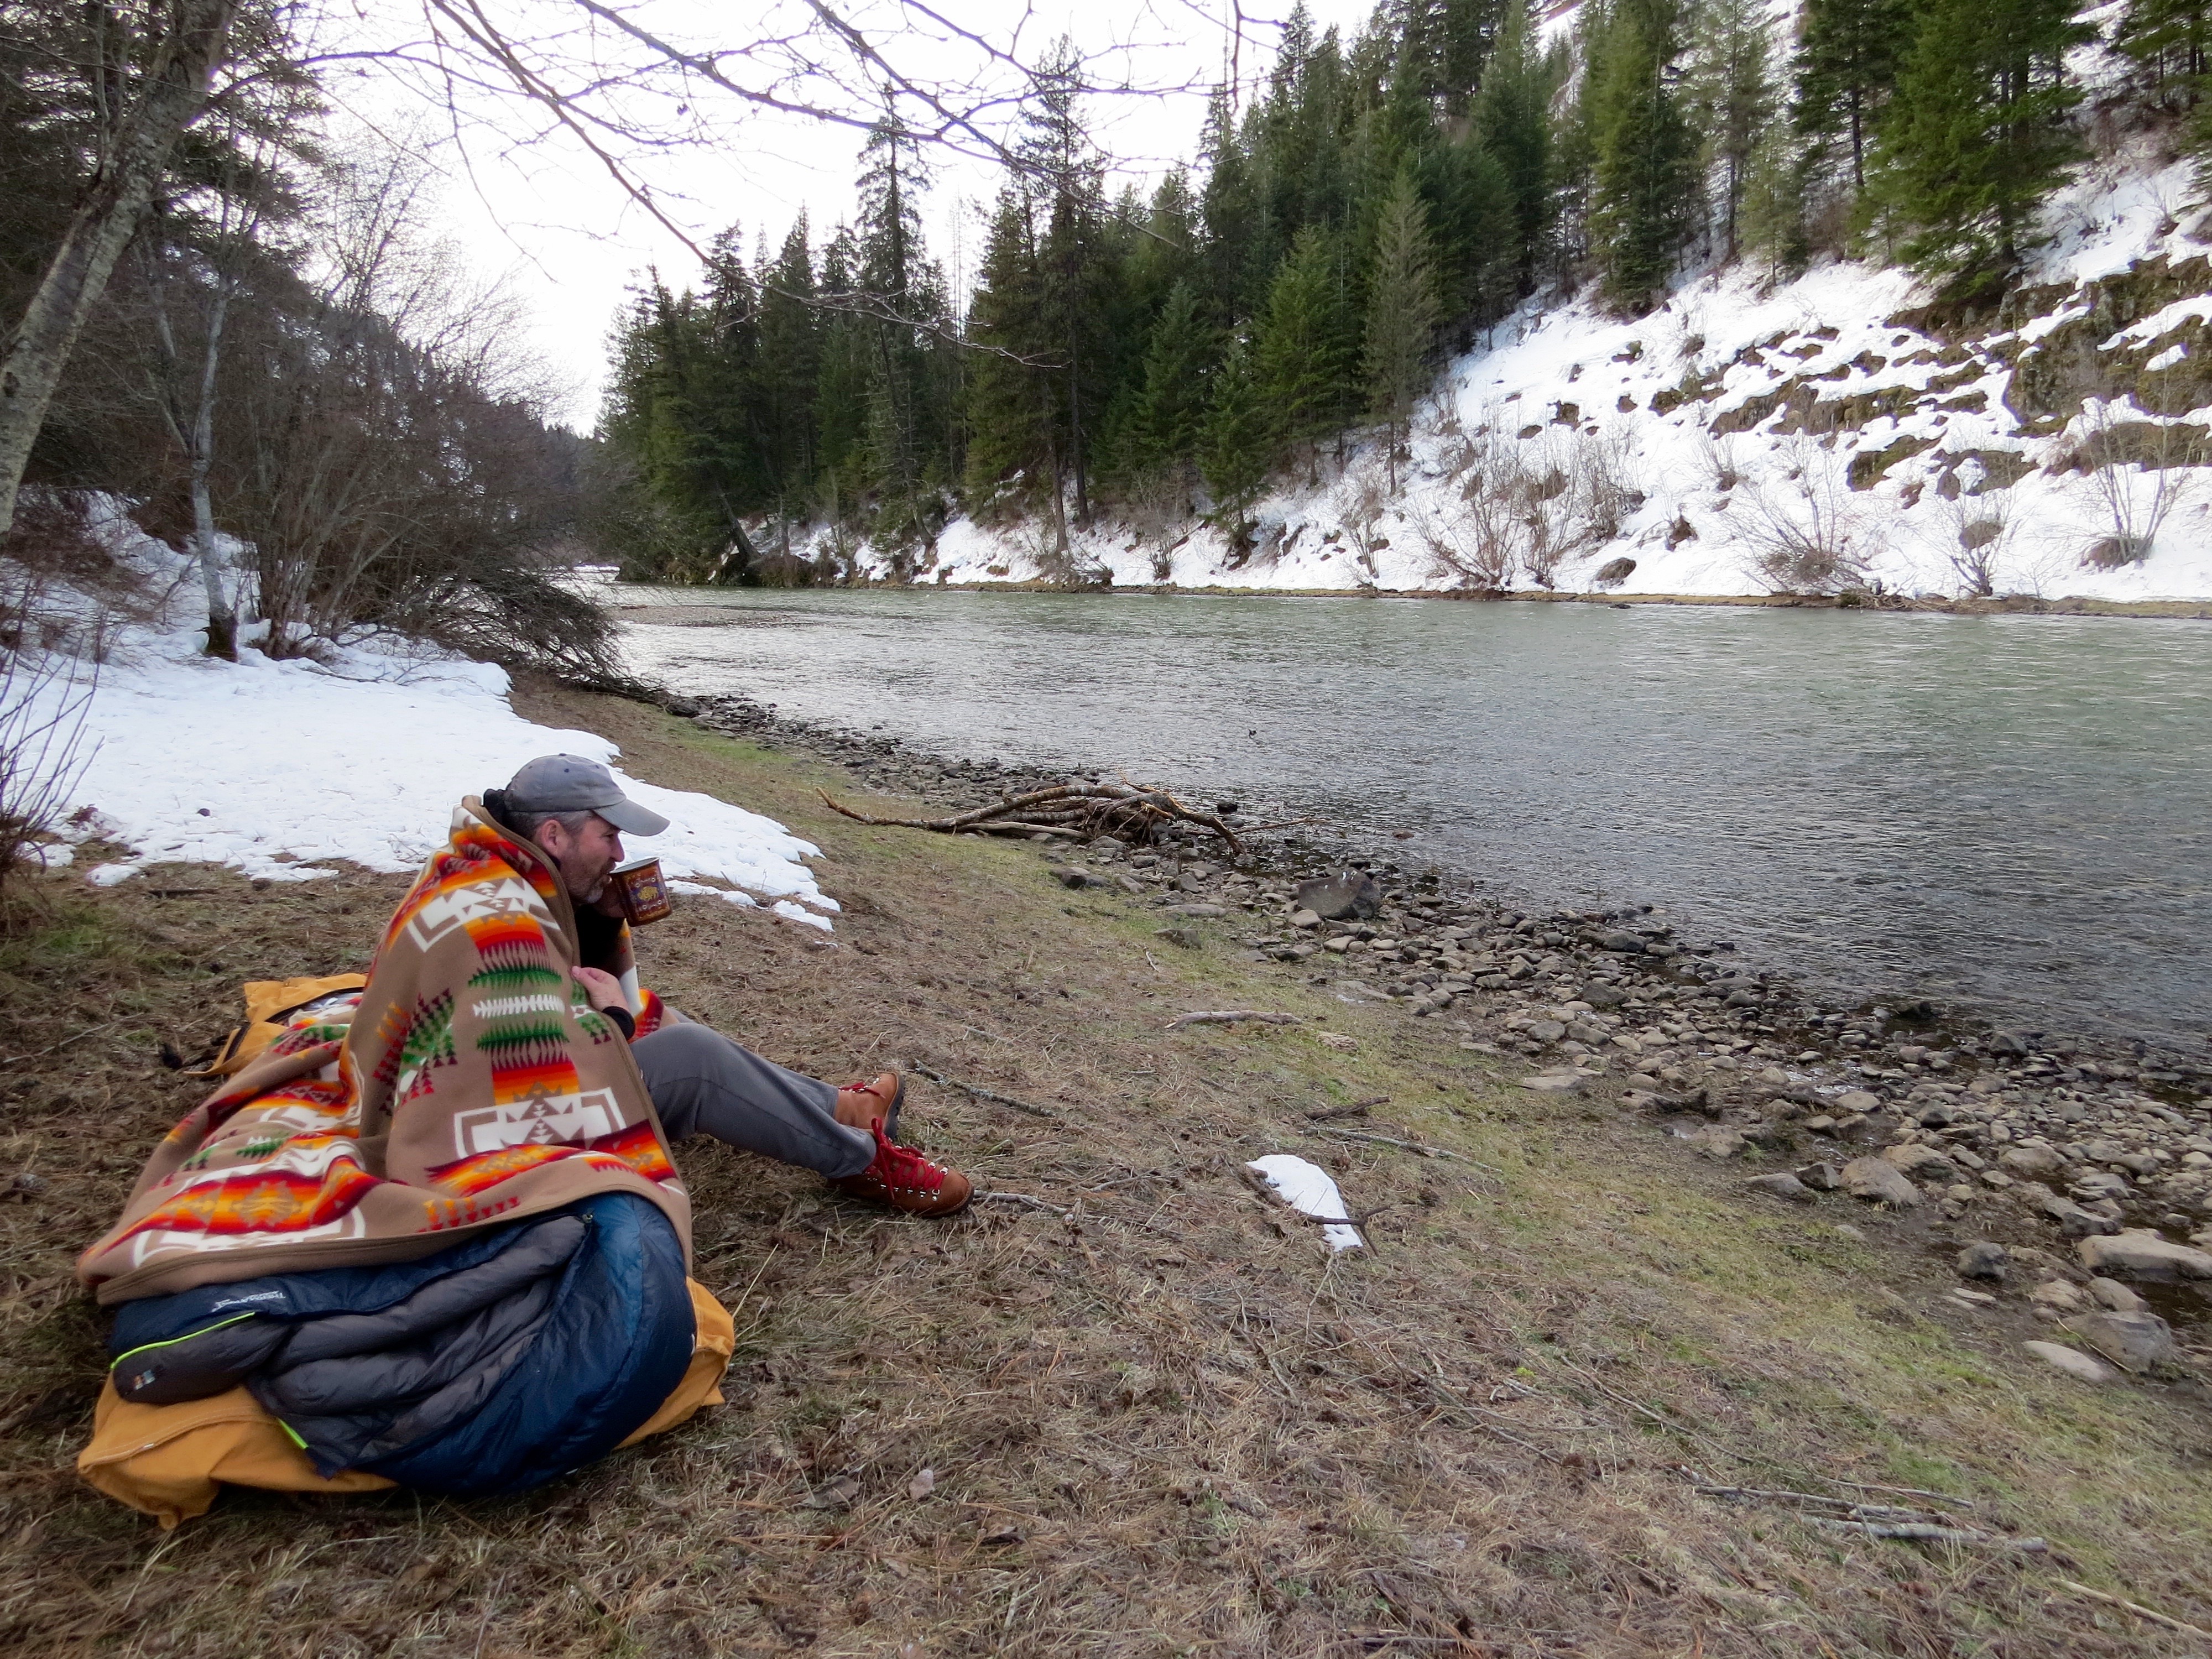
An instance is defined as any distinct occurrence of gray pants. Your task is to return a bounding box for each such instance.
[632,1023,875,1180]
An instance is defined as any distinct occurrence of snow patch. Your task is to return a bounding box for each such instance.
[9,509,831,921]
[1246,1154,1364,1252]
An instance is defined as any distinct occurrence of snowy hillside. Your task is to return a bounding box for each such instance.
[861,138,2212,604]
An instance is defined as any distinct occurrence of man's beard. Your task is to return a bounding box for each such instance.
[551,852,608,905]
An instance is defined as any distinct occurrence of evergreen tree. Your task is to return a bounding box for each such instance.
[1439,0,1504,115]
[1255,225,1357,478]
[853,111,951,560]
[1866,0,2090,284]
[1025,42,1120,530]
[2116,0,2212,109]
[755,217,820,544]
[1688,0,1777,260]
[1199,86,1262,323]
[959,41,1126,549]
[814,223,870,490]
[1110,279,1218,491]
[1740,123,1812,282]
[1587,0,1700,312]
[1417,133,1516,337]
[960,186,1052,512]
[1200,336,1274,550]
[1363,166,1439,489]
[1473,0,1558,295]
[1794,0,1914,194]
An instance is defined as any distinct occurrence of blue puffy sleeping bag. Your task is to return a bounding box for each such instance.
[107,1192,693,1497]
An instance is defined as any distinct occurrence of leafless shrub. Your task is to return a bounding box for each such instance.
[217,150,615,680]
[1413,423,1639,590]
[0,585,98,905]
[2072,403,2204,570]
[0,489,115,588]
[1117,468,1195,583]
[1695,428,1740,492]
[1933,489,2013,597]
[1738,445,1870,594]
[1333,471,1393,583]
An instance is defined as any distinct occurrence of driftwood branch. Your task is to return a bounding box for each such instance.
[817,780,1243,853]
[1167,1010,1301,1029]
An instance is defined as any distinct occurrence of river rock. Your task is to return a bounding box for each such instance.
[2077,1232,2212,1282]
[2021,1340,2114,1384]
[1883,1143,1960,1181]
[2062,1311,2178,1373]
[1155,927,1202,950]
[2086,1276,2147,1312]
[1517,1070,1586,1094]
[1841,1157,1921,1207]
[1166,903,1228,917]
[2037,1193,2118,1237]
[1597,931,1645,953]
[1295,872,1381,922]
[2000,1144,2065,1180]
[1955,1241,2009,1280]
[1745,1172,1815,1203]
[2030,1278,2087,1312]
[1289,908,1323,930]
[1527,1020,1567,1044]
[1047,865,1100,889]
[1834,1091,1881,1115]
[1578,983,1627,1009]
[1795,1161,1841,1191]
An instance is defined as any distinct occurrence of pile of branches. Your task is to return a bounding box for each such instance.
[818,780,1241,853]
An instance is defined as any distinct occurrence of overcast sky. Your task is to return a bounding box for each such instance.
[319,0,1376,427]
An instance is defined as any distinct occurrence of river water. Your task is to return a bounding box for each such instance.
[609,587,2212,1051]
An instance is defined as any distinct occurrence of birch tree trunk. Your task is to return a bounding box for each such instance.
[190,288,236,658]
[0,0,244,542]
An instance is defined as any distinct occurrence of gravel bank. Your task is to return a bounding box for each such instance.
[684,690,2212,1323]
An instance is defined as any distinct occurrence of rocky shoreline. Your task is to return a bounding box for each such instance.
[682,689,2212,1352]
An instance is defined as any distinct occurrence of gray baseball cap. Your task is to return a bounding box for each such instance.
[504,754,670,837]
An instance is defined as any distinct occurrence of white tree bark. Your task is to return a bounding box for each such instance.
[189,286,236,657]
[0,0,244,543]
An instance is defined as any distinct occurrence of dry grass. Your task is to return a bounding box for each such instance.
[0,682,2208,1657]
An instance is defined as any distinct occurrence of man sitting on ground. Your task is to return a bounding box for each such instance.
[481,754,971,1217]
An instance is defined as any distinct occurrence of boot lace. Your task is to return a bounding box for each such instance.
[865,1124,945,1194]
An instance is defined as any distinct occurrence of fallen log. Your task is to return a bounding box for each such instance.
[817,779,1243,853]
[1167,1010,1301,1029]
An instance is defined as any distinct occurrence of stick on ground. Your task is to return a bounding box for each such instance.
[2054,1580,2212,1639]
[912,1063,1061,1121]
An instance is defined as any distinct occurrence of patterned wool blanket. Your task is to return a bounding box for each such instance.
[78,800,690,1306]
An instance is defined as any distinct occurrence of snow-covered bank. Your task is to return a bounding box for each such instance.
[829,140,2212,606]
[11,515,834,927]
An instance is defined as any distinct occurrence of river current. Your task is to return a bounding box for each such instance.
[608,587,2212,1051]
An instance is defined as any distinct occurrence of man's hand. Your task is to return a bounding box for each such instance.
[571,966,625,1013]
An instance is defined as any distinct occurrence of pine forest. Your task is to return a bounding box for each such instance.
[598,0,2185,585]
